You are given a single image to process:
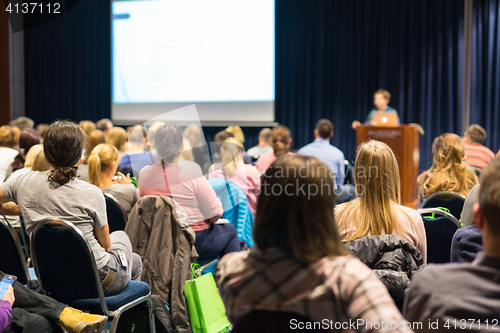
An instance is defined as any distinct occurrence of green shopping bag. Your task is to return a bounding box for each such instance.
[183,263,232,333]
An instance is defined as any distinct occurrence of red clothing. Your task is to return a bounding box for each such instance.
[464,142,495,171]
[138,163,223,231]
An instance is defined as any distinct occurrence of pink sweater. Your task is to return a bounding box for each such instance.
[138,163,223,231]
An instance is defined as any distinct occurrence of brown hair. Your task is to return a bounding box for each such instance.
[88,144,120,187]
[19,128,41,153]
[0,125,16,148]
[107,127,128,152]
[221,138,244,177]
[85,130,106,160]
[418,133,478,198]
[374,89,391,102]
[79,120,96,138]
[44,120,86,185]
[255,155,346,264]
[336,140,408,241]
[96,118,112,132]
[272,125,291,156]
[316,119,334,139]
[478,156,500,235]
[156,124,183,163]
[465,124,487,144]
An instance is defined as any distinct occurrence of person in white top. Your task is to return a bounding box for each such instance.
[0,126,21,183]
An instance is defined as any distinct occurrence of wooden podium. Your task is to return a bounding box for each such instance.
[356,125,420,208]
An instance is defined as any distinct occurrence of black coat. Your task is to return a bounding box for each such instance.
[343,235,424,307]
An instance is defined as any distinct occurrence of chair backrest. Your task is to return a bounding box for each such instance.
[419,209,460,263]
[104,193,127,233]
[231,311,327,333]
[0,216,31,286]
[31,220,109,311]
[420,191,466,220]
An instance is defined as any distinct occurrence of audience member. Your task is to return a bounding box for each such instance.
[247,128,273,159]
[139,124,239,261]
[255,125,293,173]
[146,121,165,153]
[180,138,195,162]
[35,123,49,141]
[0,270,107,333]
[463,124,495,173]
[335,140,427,262]
[216,155,412,331]
[11,128,42,173]
[0,126,19,182]
[119,125,154,178]
[298,119,355,203]
[6,144,43,182]
[417,133,477,200]
[31,147,51,172]
[225,126,245,145]
[96,118,113,138]
[78,120,96,138]
[208,137,261,217]
[404,156,500,331]
[9,117,34,132]
[0,120,142,296]
[79,129,106,182]
[182,125,209,169]
[107,126,128,158]
[88,143,139,215]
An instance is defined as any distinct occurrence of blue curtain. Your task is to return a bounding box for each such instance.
[24,0,465,169]
[276,0,464,170]
[470,0,500,154]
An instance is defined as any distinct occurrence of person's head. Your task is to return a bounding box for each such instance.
[255,155,345,263]
[24,144,43,168]
[147,121,166,151]
[19,128,41,153]
[88,144,120,187]
[11,126,21,149]
[214,130,234,143]
[107,126,128,152]
[314,119,334,140]
[374,89,391,110]
[85,130,106,160]
[464,124,487,144]
[128,125,148,151]
[336,140,404,241]
[78,120,96,138]
[258,128,272,146]
[31,148,51,172]
[225,126,245,144]
[35,124,49,141]
[10,116,34,132]
[419,133,478,196]
[474,157,500,251]
[0,125,16,148]
[183,125,203,147]
[221,137,244,177]
[96,118,113,135]
[272,125,292,156]
[180,138,194,161]
[156,124,183,164]
[44,120,87,186]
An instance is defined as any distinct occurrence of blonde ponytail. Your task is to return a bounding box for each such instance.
[88,143,120,188]
[88,153,102,187]
[221,138,243,177]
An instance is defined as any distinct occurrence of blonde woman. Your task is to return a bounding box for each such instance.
[88,144,139,215]
[208,137,261,216]
[107,127,128,158]
[335,140,427,262]
[182,124,208,168]
[216,155,413,331]
[418,133,478,199]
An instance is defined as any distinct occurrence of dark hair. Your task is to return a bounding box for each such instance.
[466,124,487,144]
[155,124,183,163]
[478,156,500,235]
[19,128,41,153]
[214,130,234,143]
[316,119,334,139]
[44,120,86,186]
[96,118,113,132]
[255,155,346,263]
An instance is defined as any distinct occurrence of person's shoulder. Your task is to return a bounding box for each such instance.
[397,204,421,219]
[297,142,314,154]
[411,263,473,291]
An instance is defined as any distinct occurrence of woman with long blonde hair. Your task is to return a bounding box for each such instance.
[208,137,260,216]
[335,140,426,262]
[88,143,139,215]
[418,133,478,199]
[107,126,128,157]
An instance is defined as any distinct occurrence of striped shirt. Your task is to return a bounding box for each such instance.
[464,142,495,171]
[216,247,413,332]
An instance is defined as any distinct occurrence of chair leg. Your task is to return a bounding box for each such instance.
[108,296,155,333]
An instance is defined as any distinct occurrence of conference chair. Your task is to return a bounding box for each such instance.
[105,193,128,233]
[418,208,460,264]
[31,220,155,333]
[231,311,328,333]
[420,191,466,221]
[344,159,354,185]
[0,216,38,290]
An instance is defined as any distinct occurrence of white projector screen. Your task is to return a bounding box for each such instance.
[111,0,275,124]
